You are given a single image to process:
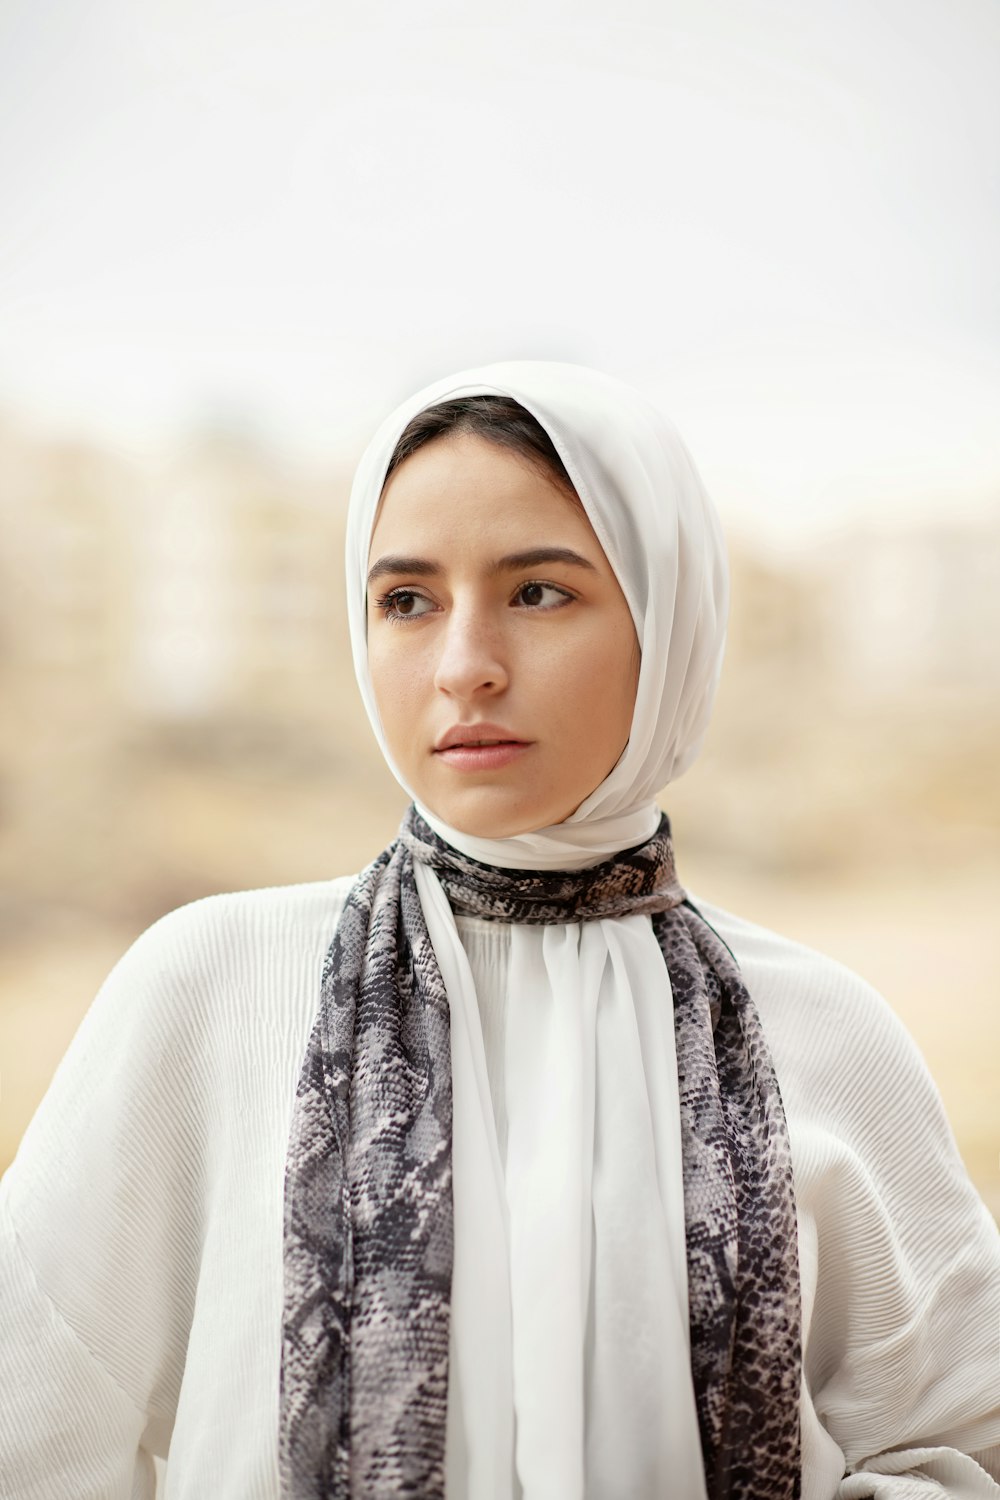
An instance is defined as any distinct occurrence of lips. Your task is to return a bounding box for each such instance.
[434,723,530,752]
[433,723,534,773]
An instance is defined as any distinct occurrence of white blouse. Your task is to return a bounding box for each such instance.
[1,875,999,1499]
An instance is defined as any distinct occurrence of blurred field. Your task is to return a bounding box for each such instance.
[0,419,998,1217]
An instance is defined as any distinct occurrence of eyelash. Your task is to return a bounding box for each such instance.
[373,580,575,624]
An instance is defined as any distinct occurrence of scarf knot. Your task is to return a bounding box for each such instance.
[399,804,687,924]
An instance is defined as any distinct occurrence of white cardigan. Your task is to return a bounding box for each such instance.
[1,875,998,1499]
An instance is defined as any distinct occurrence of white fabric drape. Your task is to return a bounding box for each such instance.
[414,863,516,1500]
[347,361,731,1495]
[417,864,707,1500]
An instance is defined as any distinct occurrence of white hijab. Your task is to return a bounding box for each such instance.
[345,358,729,869]
[345,361,728,1500]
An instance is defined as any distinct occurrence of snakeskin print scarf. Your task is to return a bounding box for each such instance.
[280,804,801,1499]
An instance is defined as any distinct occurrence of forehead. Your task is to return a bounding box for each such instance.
[370,431,600,556]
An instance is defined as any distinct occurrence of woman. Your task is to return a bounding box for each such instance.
[1,360,998,1500]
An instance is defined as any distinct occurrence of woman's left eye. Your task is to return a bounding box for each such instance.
[513,581,573,610]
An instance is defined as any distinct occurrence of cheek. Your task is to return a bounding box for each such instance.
[368,638,421,745]
[581,646,637,788]
[538,620,637,750]
[560,619,635,703]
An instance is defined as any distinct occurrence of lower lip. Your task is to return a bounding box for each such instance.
[435,742,533,772]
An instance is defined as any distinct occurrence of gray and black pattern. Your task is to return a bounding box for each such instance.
[657,905,802,1499]
[281,805,801,1499]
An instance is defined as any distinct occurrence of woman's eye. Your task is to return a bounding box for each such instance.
[514,581,573,610]
[375,589,434,622]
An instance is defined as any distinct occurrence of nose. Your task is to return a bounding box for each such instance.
[432,604,509,701]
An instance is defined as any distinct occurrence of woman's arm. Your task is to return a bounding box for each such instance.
[705,899,1000,1499]
[793,973,1000,1497]
[0,1189,167,1499]
[0,906,212,1498]
[813,1135,1000,1499]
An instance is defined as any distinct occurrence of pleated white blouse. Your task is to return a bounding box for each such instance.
[1,875,999,1499]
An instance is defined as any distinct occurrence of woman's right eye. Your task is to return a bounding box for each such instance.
[373,588,435,622]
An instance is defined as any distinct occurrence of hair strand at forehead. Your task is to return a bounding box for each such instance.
[381,395,582,508]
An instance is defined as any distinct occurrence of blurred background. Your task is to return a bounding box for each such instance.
[0,0,997,1214]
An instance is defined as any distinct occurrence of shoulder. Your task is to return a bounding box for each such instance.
[692,894,887,1014]
[6,876,362,1187]
[33,875,361,1106]
[689,892,893,1029]
[110,875,365,1053]
[687,894,951,1150]
[688,897,998,1285]
[115,874,359,992]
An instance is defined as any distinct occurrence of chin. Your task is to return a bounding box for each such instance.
[422,787,577,841]
[438,808,537,840]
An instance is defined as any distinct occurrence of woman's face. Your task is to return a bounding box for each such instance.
[366,431,640,838]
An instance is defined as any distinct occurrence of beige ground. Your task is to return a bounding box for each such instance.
[2,861,997,1219]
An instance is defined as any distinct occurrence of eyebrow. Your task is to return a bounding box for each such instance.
[366,546,597,588]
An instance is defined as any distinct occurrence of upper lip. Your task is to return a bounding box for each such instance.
[434,723,531,751]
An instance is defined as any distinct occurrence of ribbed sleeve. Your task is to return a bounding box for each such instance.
[0,1188,157,1499]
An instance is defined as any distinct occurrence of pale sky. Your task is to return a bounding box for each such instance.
[1,0,998,542]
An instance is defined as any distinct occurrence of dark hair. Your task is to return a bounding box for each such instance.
[381,395,579,501]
